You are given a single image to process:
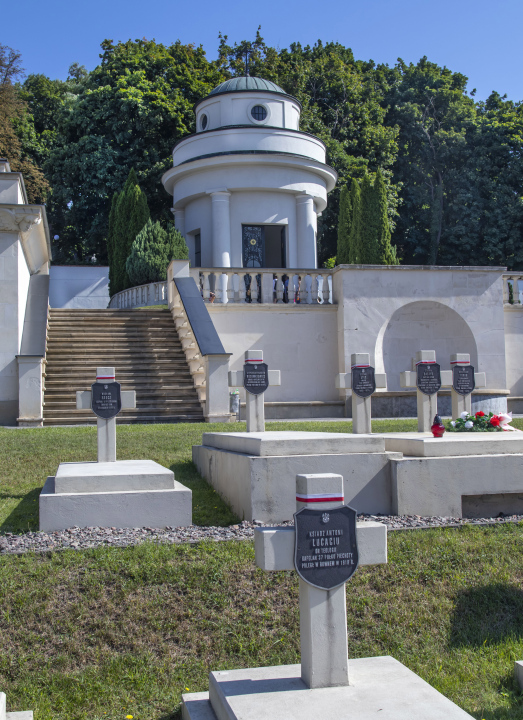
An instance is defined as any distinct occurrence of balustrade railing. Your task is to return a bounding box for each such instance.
[503,273,523,305]
[109,281,168,309]
[191,268,334,305]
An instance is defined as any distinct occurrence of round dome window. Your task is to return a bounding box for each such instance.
[200,114,208,130]
[251,105,268,122]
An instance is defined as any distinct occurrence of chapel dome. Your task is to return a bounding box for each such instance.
[207,76,287,98]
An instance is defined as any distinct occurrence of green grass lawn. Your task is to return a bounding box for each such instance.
[2,420,523,719]
[0,419,422,533]
[1,526,523,719]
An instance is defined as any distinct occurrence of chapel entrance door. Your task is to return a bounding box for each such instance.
[242,226,265,268]
[242,225,286,268]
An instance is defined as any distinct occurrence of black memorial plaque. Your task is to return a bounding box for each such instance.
[416,362,441,396]
[294,505,359,590]
[91,381,122,419]
[243,362,269,396]
[453,365,475,396]
[351,366,376,399]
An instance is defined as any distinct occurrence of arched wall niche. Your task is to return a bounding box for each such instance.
[377,301,478,392]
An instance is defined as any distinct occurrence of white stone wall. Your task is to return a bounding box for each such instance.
[503,306,523,396]
[49,266,109,308]
[0,233,27,423]
[333,266,507,393]
[195,91,301,132]
[208,304,339,403]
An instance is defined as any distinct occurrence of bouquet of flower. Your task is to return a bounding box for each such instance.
[447,411,515,432]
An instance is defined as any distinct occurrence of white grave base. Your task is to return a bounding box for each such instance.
[1,691,32,720]
[182,657,473,720]
[39,460,191,531]
[192,432,399,522]
[192,431,523,521]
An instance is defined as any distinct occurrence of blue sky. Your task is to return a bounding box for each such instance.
[4,0,522,102]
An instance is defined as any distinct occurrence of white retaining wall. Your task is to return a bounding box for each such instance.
[49,266,109,309]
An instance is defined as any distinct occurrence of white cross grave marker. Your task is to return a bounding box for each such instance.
[228,350,281,432]
[400,350,448,432]
[255,473,387,689]
[335,353,387,433]
[76,367,136,462]
[449,353,486,418]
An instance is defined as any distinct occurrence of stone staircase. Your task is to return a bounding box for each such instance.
[43,308,204,425]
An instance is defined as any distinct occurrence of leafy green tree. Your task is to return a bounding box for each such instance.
[336,184,352,264]
[46,39,225,263]
[110,169,150,294]
[374,169,399,264]
[126,219,188,287]
[359,175,380,263]
[348,179,362,263]
[0,44,49,203]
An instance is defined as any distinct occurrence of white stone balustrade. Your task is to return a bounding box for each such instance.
[192,268,334,305]
[504,273,523,304]
[108,281,168,309]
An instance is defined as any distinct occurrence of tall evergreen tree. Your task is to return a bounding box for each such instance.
[348,179,362,263]
[374,169,400,265]
[107,192,118,296]
[359,175,380,263]
[126,220,188,287]
[111,169,150,294]
[336,184,352,264]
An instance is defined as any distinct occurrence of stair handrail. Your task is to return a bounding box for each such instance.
[167,260,232,423]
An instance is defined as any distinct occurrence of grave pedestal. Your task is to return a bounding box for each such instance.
[39,460,191,531]
[182,658,474,720]
[192,431,400,521]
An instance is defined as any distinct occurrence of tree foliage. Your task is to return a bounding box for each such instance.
[5,36,523,270]
[108,169,150,295]
[126,219,188,287]
[0,45,49,203]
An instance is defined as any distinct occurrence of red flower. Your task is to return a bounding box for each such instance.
[490,416,501,427]
[475,411,485,418]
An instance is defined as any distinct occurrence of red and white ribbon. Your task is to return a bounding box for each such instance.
[96,375,115,380]
[296,493,344,504]
[450,360,470,365]
[351,364,370,370]
[415,361,435,366]
[245,359,263,363]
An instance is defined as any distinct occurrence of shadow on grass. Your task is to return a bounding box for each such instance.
[449,583,523,647]
[0,487,41,534]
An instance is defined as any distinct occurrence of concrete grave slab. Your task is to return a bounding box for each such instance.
[39,476,191,531]
[193,444,399,521]
[201,431,386,456]
[55,459,175,494]
[383,431,523,457]
[182,659,473,720]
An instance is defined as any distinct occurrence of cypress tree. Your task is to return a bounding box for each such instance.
[374,169,400,265]
[111,169,150,294]
[336,184,352,264]
[107,192,118,297]
[359,175,380,264]
[348,179,362,264]
[126,220,189,287]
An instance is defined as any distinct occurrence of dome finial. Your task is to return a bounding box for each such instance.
[244,49,250,77]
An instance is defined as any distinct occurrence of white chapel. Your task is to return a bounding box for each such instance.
[162,76,337,270]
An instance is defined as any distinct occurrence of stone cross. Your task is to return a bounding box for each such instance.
[449,353,486,418]
[76,367,136,462]
[335,353,387,433]
[255,473,387,689]
[228,350,281,432]
[400,350,446,432]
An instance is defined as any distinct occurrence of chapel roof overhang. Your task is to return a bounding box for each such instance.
[194,75,301,111]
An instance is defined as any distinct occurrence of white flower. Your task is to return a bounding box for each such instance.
[465,421,473,428]
[461,411,469,420]
[451,421,456,427]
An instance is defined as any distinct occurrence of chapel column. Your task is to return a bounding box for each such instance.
[210,191,232,268]
[172,208,185,237]
[295,193,317,269]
